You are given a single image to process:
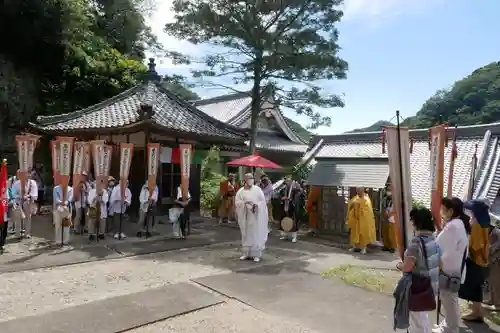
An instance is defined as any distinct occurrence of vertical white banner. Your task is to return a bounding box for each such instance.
[59,141,72,176]
[386,126,413,253]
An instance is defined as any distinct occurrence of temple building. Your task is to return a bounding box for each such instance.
[305,123,500,235]
[30,59,248,211]
[194,92,310,177]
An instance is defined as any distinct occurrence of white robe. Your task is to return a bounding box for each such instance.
[235,185,268,258]
[139,186,159,212]
[109,185,132,214]
[87,188,109,219]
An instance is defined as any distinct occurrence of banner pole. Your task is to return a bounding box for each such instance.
[396,111,408,251]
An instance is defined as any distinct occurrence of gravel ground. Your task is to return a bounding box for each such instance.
[128,300,319,333]
[0,253,230,322]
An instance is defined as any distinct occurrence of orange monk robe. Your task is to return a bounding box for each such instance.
[306,187,321,229]
[346,194,377,249]
[218,179,238,220]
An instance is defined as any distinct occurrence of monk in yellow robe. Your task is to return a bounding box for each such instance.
[346,187,377,254]
[218,173,238,224]
[306,187,321,233]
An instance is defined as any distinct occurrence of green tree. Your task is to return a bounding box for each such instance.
[165,0,348,152]
[162,75,200,100]
[91,0,161,59]
[40,0,147,114]
[402,62,500,128]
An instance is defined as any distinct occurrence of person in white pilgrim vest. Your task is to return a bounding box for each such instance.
[234,173,268,262]
[137,183,158,237]
[110,180,132,239]
[73,172,90,234]
[53,183,74,245]
[172,184,191,239]
[87,181,109,240]
[11,171,38,239]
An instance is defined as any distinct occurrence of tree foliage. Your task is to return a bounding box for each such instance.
[162,75,200,101]
[0,0,156,120]
[165,0,348,151]
[404,62,500,128]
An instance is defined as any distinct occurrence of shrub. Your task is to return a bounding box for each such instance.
[200,146,225,214]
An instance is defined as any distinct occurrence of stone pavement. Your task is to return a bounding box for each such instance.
[0,223,497,333]
[0,217,242,273]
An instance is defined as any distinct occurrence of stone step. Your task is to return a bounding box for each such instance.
[0,282,224,333]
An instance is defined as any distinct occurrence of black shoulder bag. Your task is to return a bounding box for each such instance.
[409,237,437,312]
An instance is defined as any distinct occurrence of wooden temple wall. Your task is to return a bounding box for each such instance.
[317,186,384,241]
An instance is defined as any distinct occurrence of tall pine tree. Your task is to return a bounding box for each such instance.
[165,0,348,151]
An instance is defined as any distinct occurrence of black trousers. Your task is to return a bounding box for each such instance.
[179,209,190,237]
[0,221,8,249]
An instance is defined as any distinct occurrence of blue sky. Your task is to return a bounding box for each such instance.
[149,0,500,134]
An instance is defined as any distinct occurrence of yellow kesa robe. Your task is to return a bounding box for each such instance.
[346,194,377,248]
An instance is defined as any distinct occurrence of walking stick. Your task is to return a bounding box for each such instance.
[80,187,85,234]
[145,202,150,239]
[118,200,123,240]
[94,196,100,243]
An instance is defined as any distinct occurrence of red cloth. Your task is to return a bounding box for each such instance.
[0,161,7,224]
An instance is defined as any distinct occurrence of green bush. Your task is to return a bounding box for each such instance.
[200,146,225,213]
[200,173,225,213]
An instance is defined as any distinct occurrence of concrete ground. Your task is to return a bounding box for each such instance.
[0,215,496,333]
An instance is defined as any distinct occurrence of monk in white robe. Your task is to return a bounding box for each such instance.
[53,184,74,245]
[235,173,268,262]
[87,182,109,240]
[109,181,132,239]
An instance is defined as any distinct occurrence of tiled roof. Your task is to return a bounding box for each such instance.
[254,133,308,153]
[194,92,252,123]
[309,127,491,207]
[308,158,390,189]
[306,123,500,207]
[32,81,247,141]
[194,92,308,149]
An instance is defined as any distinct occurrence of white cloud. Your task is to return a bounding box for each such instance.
[146,0,200,70]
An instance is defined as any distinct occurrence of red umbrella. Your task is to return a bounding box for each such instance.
[226,152,281,169]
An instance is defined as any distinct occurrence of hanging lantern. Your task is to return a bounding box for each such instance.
[381,128,386,154]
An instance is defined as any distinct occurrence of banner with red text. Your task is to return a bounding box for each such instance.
[16,134,40,195]
[72,141,91,197]
[147,143,160,198]
[51,140,61,185]
[429,125,446,231]
[119,143,133,199]
[91,140,106,192]
[179,144,192,200]
[58,137,75,201]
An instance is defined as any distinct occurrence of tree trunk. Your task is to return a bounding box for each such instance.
[249,54,263,154]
